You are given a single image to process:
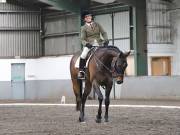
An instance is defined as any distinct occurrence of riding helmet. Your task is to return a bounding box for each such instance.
[81,10,93,19]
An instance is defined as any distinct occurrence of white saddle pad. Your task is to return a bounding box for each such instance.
[75,55,92,69]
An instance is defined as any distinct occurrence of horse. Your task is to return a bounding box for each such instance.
[70,46,130,123]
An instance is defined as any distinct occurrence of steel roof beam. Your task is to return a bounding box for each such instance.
[38,0,81,13]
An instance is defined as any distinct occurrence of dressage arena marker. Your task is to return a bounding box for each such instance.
[0,103,180,109]
[61,96,66,104]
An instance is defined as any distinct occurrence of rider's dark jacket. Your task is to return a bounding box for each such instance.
[81,22,108,46]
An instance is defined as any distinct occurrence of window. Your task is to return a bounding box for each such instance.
[0,0,6,3]
[151,57,171,76]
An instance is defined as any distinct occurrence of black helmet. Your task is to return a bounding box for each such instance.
[81,10,93,19]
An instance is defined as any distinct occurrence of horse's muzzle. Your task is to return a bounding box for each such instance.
[116,76,124,84]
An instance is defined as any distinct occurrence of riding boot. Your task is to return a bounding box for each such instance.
[78,58,86,79]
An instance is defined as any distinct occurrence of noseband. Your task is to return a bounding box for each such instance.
[111,56,124,77]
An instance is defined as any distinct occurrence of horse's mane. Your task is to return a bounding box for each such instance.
[97,45,122,53]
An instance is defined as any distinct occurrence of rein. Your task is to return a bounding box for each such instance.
[91,46,122,76]
[91,47,112,73]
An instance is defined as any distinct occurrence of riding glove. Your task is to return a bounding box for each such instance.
[103,40,109,46]
[86,43,93,49]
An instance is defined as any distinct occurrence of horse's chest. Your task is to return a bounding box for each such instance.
[96,72,110,82]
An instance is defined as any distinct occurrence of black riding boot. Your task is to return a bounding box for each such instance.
[78,58,86,79]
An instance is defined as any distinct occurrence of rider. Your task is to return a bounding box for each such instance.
[78,11,109,79]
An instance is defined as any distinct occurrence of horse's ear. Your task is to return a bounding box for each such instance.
[118,52,123,58]
[124,51,131,57]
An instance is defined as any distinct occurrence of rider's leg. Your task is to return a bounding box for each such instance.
[78,58,86,78]
[78,47,90,79]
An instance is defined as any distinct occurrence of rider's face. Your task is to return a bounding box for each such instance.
[84,15,92,23]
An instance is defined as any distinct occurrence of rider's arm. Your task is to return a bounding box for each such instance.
[97,23,108,41]
[81,26,88,46]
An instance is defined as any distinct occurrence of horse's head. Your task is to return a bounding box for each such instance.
[111,51,130,84]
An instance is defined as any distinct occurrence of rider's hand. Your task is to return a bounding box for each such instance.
[86,43,93,49]
[103,40,109,46]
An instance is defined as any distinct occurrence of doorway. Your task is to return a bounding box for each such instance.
[11,63,25,99]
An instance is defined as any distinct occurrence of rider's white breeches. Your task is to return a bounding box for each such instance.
[80,47,90,59]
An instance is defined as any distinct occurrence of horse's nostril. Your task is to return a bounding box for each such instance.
[116,76,123,84]
[116,80,123,84]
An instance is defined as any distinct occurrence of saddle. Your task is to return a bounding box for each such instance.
[75,47,97,69]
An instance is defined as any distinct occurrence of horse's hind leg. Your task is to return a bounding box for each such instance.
[79,81,92,122]
[72,79,82,111]
[93,80,103,123]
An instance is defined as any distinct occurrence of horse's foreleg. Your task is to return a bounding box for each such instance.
[104,84,112,122]
[79,81,92,122]
[93,81,103,123]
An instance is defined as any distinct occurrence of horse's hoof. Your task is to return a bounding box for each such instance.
[96,118,101,123]
[104,119,109,122]
[104,116,109,122]
[96,115,102,123]
[79,117,85,122]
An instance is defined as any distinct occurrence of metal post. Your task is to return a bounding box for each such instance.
[129,6,134,50]
[111,12,116,99]
[132,2,147,76]
[132,6,138,75]
[40,8,44,56]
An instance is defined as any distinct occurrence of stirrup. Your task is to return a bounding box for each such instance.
[78,71,85,79]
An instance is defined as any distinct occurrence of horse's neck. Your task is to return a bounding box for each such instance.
[107,49,119,57]
[98,49,119,66]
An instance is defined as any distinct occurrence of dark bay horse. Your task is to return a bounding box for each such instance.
[70,46,130,123]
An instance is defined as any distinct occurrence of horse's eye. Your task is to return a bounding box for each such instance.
[123,63,127,68]
[117,63,121,68]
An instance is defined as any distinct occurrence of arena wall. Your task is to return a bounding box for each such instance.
[0,56,180,100]
[0,56,73,100]
[119,76,180,100]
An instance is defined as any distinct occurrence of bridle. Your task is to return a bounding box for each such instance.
[92,49,125,77]
[110,55,125,77]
